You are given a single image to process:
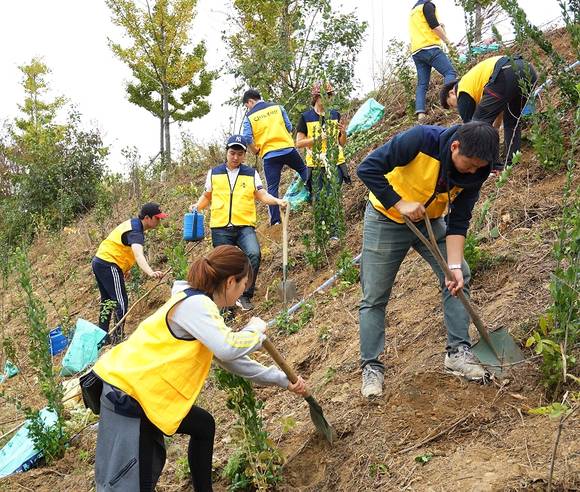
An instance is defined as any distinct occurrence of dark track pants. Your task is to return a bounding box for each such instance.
[92,257,128,337]
[473,59,537,166]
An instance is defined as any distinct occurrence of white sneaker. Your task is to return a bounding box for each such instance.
[361,365,384,398]
[445,345,487,380]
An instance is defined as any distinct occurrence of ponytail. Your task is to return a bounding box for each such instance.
[187,245,252,296]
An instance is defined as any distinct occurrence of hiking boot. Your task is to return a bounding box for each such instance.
[236,296,254,311]
[445,345,487,380]
[361,365,384,398]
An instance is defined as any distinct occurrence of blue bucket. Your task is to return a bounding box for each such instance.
[49,326,69,357]
[183,211,204,242]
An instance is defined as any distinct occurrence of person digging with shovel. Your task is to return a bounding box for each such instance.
[190,134,288,311]
[356,121,499,398]
[92,245,307,492]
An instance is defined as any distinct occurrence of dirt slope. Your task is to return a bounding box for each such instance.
[1,28,578,492]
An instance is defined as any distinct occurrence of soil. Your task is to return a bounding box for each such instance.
[0,27,578,492]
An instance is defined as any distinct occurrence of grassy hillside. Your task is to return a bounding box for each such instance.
[0,28,578,492]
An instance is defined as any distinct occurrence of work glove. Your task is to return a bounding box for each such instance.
[245,316,267,335]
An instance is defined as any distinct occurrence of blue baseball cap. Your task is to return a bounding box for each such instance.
[226,134,247,151]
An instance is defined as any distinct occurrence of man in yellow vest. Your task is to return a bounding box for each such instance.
[356,121,499,398]
[242,89,308,225]
[92,202,166,342]
[409,0,457,120]
[440,55,537,167]
[190,135,288,311]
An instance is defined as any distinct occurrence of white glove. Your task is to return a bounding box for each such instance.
[244,316,267,335]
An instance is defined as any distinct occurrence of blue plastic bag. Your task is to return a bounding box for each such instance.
[346,98,385,136]
[0,407,58,478]
[283,172,310,211]
[60,318,106,376]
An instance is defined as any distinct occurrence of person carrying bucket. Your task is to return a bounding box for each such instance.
[92,245,307,492]
[356,121,499,398]
[92,202,166,344]
[242,88,309,226]
[440,55,537,168]
[190,135,287,311]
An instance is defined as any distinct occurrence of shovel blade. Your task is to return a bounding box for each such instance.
[472,328,525,376]
[278,279,298,302]
[305,395,336,444]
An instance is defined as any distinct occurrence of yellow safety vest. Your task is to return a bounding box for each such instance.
[458,56,503,104]
[369,152,463,223]
[409,1,443,53]
[247,102,295,158]
[209,164,257,228]
[95,219,138,273]
[94,288,213,435]
[302,109,345,167]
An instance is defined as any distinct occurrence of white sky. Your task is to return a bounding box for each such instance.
[0,1,563,172]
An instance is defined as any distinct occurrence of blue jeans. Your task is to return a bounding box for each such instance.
[263,149,308,225]
[412,47,457,114]
[211,226,260,298]
[359,203,472,372]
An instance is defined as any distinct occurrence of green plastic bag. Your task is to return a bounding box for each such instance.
[0,360,19,383]
[283,172,310,211]
[60,318,106,376]
[346,98,385,136]
[0,407,57,478]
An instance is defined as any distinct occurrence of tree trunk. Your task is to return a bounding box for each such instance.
[163,84,170,167]
[159,116,164,165]
[474,5,484,44]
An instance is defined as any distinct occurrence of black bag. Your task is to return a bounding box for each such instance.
[79,370,103,415]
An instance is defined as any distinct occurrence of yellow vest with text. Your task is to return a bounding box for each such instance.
[93,288,213,435]
[409,1,443,53]
[303,109,346,167]
[95,219,137,273]
[209,164,257,228]
[369,152,463,223]
[247,102,295,158]
[458,56,503,104]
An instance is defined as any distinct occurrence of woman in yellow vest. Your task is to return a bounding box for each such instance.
[409,0,457,120]
[92,202,166,344]
[190,135,288,312]
[93,245,307,491]
[440,55,537,167]
[295,81,351,189]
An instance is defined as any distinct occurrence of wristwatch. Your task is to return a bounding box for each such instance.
[448,264,462,270]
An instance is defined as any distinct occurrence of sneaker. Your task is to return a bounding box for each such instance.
[329,235,339,242]
[444,345,487,380]
[361,365,384,398]
[236,296,254,311]
[417,112,426,122]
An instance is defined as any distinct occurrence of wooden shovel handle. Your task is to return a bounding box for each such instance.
[262,339,297,383]
[262,338,308,391]
[281,205,290,268]
[403,216,498,357]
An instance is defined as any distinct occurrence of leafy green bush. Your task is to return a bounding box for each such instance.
[214,369,283,491]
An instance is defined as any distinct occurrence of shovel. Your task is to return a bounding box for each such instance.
[262,338,335,444]
[277,205,297,304]
[404,216,524,376]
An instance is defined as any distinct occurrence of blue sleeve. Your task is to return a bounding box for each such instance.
[457,92,476,123]
[446,187,481,236]
[242,116,254,144]
[280,106,292,132]
[356,126,424,210]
